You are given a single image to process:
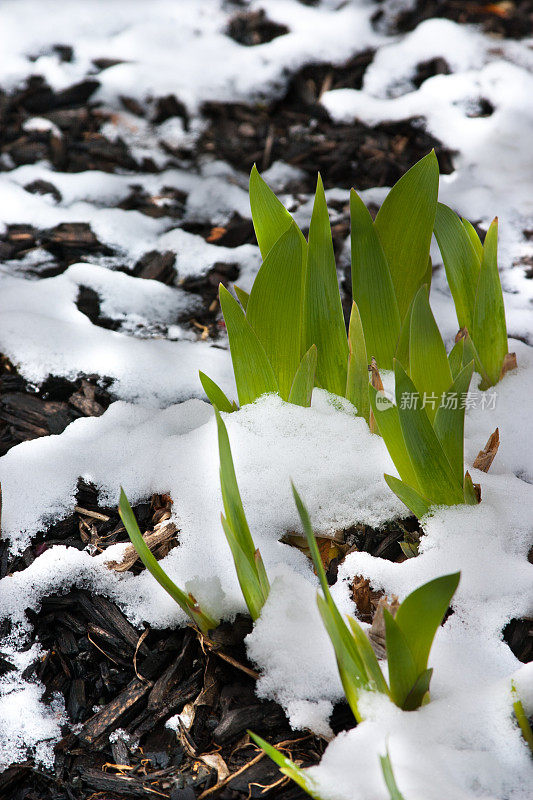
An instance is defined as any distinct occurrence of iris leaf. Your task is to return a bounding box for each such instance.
[375,151,439,319]
[304,174,348,396]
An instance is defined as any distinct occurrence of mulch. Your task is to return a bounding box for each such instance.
[1,1,532,797]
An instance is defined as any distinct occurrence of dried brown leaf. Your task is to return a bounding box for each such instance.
[473,428,499,473]
[500,351,517,378]
[367,594,399,660]
[351,575,384,624]
[107,521,177,572]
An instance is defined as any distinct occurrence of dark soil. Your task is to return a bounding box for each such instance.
[0,356,113,457]
[377,0,533,39]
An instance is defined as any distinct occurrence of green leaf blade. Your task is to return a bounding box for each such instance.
[219,284,278,406]
[368,385,420,492]
[383,609,419,709]
[118,489,218,633]
[408,285,452,423]
[304,174,348,396]
[246,224,305,399]
[433,361,474,483]
[375,151,439,319]
[383,474,431,520]
[234,285,250,311]
[394,361,465,506]
[433,203,481,330]
[249,164,294,259]
[394,572,460,676]
[346,302,369,421]
[248,732,323,800]
[472,218,508,387]
[288,345,317,407]
[350,190,401,369]
[380,750,406,800]
[199,371,236,413]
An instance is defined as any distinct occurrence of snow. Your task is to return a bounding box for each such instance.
[0,0,532,796]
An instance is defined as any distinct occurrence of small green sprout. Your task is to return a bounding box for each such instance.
[248,735,405,800]
[293,483,459,718]
[215,409,270,620]
[512,681,533,754]
[118,489,219,634]
[369,284,478,518]
[380,749,407,800]
[434,204,515,388]
[248,732,323,799]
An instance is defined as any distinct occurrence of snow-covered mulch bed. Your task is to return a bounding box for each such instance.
[0,1,532,798]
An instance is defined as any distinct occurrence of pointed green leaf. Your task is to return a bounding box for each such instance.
[434,203,480,330]
[249,164,295,258]
[461,330,491,387]
[374,151,439,319]
[383,474,431,520]
[447,338,465,379]
[248,732,323,800]
[512,684,533,754]
[304,174,348,395]
[221,515,266,620]
[293,483,381,720]
[402,667,433,711]
[215,409,258,564]
[394,295,414,372]
[234,285,250,311]
[316,594,369,722]
[369,385,420,491]
[246,224,304,399]
[433,361,474,483]
[383,609,419,708]
[199,371,236,413]
[461,217,483,262]
[347,616,389,695]
[288,345,317,407]
[394,361,465,506]
[463,471,479,506]
[472,218,508,387]
[350,189,401,368]
[254,547,270,600]
[394,572,460,676]
[409,285,452,422]
[380,750,406,800]
[219,284,278,406]
[292,482,329,596]
[118,489,218,633]
[423,255,433,292]
[346,302,369,420]
[216,410,269,618]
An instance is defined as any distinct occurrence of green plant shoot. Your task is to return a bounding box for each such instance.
[215,409,269,620]
[292,483,460,716]
[434,204,514,388]
[118,489,219,634]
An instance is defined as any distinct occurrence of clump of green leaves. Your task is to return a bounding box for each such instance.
[434,204,515,388]
[118,489,219,634]
[369,284,478,518]
[216,409,270,620]
[201,154,441,418]
[293,483,460,719]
